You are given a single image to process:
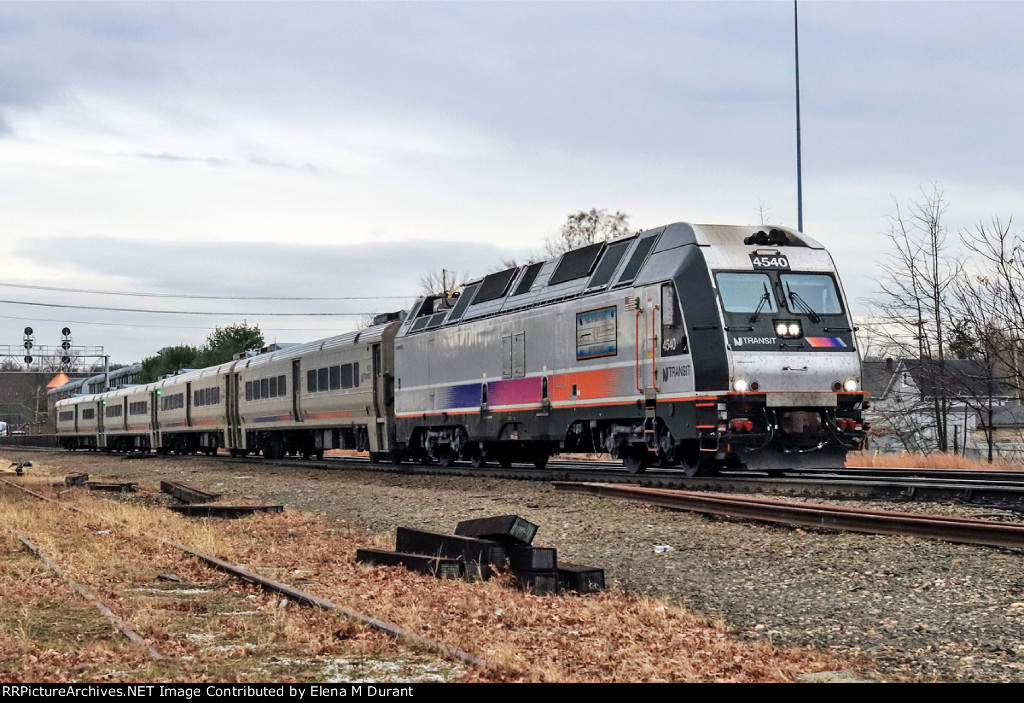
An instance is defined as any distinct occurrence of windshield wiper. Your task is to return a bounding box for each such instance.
[786,284,821,324]
[749,283,772,323]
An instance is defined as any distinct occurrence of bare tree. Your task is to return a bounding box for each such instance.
[868,184,961,452]
[543,209,631,257]
[418,268,471,298]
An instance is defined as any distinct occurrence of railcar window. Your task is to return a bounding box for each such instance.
[307,370,316,393]
[277,376,286,396]
[270,375,278,397]
[83,408,95,420]
[318,367,329,392]
[105,405,122,418]
[329,365,341,390]
[779,273,844,314]
[261,378,270,398]
[245,381,253,401]
[59,411,74,422]
[715,273,778,313]
[341,363,353,389]
[353,363,359,388]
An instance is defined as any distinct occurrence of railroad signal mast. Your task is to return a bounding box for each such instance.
[6,327,109,382]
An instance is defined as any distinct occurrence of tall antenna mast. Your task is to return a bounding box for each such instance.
[794,1,804,231]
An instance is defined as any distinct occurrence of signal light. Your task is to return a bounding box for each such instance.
[23,355,32,364]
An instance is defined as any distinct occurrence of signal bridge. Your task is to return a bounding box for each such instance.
[0,344,107,373]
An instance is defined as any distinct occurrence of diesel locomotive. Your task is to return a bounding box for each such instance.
[56,222,866,475]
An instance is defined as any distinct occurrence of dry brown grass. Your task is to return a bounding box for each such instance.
[848,450,1022,471]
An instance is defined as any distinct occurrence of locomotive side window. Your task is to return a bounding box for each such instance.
[715,273,778,313]
[661,283,688,356]
[779,273,844,315]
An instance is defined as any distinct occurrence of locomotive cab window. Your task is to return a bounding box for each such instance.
[778,273,844,315]
[715,273,778,313]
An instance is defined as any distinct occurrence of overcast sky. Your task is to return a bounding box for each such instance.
[1,1,1022,365]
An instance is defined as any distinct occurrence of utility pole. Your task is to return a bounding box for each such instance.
[794,0,804,232]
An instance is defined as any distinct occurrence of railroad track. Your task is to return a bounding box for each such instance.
[8,438,1024,511]
[553,482,1024,550]
[0,476,489,671]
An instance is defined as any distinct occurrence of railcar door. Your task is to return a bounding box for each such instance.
[227,373,241,451]
[291,360,302,422]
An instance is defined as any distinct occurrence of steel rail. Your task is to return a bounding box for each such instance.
[553,482,1024,550]
[0,524,163,659]
[1,473,489,670]
[163,540,488,668]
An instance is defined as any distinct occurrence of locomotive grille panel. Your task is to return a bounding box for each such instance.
[549,242,604,286]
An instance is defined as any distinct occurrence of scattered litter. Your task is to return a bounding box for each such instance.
[654,544,673,554]
[157,573,182,583]
[278,598,288,609]
[96,529,111,535]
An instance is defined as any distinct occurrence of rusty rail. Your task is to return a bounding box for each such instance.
[554,482,1024,550]
[2,472,488,670]
[3,526,163,659]
[163,540,488,668]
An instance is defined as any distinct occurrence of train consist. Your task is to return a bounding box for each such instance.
[56,222,866,475]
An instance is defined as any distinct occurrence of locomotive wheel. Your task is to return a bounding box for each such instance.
[532,452,549,470]
[623,446,649,474]
[436,446,454,468]
[469,449,487,469]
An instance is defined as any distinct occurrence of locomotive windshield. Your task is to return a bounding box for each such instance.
[779,273,844,315]
[715,273,777,313]
[715,271,844,317]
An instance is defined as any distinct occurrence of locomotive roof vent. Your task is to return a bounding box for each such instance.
[744,228,790,246]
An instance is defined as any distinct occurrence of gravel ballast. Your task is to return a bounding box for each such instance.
[17,451,1024,683]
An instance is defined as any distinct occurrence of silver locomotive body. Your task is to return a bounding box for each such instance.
[394,222,865,473]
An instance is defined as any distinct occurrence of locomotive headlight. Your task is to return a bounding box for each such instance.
[733,378,749,393]
[844,378,859,392]
[774,320,802,338]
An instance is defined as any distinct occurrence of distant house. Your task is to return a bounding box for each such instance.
[862,357,1019,458]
